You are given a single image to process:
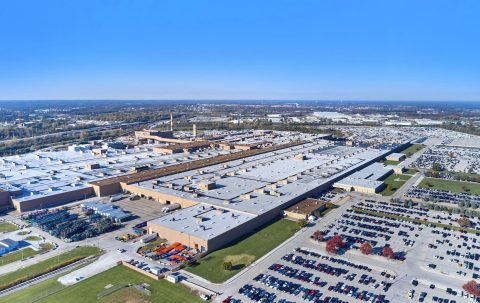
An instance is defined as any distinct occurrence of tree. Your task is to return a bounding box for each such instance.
[297,219,308,228]
[458,217,471,228]
[360,242,373,255]
[463,280,480,296]
[222,261,233,271]
[382,245,395,259]
[326,240,338,254]
[326,235,345,255]
[312,230,324,241]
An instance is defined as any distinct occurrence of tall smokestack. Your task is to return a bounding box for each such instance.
[170,113,173,132]
[193,124,197,137]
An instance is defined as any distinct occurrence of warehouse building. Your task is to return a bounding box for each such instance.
[283,198,327,220]
[147,204,257,252]
[142,142,391,252]
[0,142,235,212]
[333,162,393,193]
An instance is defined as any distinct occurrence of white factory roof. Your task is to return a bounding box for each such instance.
[333,162,392,190]
[333,178,385,190]
[149,204,255,240]
[132,142,389,215]
[0,144,234,203]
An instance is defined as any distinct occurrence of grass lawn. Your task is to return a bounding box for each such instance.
[25,235,42,241]
[404,168,418,175]
[380,174,412,196]
[399,144,425,157]
[418,178,480,196]
[0,222,18,232]
[0,265,205,303]
[0,246,102,287]
[383,160,401,165]
[186,219,299,283]
[0,243,54,267]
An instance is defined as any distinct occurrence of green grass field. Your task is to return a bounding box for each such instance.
[0,246,102,288]
[24,235,42,241]
[399,144,425,157]
[418,178,480,196]
[0,222,19,232]
[186,218,299,283]
[380,174,412,196]
[0,243,54,267]
[383,160,401,165]
[404,168,418,175]
[0,265,205,303]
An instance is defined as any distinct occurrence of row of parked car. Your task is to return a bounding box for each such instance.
[238,284,276,303]
[126,259,168,276]
[327,282,389,303]
[254,273,323,302]
[268,264,327,287]
[282,253,348,277]
[295,248,373,273]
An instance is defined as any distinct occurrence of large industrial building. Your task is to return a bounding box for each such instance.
[135,142,390,251]
[0,129,411,252]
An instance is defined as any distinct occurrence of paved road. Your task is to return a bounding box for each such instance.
[0,122,145,145]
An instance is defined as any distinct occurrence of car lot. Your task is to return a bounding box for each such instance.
[413,146,480,174]
[217,195,480,303]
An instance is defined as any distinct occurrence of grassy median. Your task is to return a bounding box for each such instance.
[186,218,300,283]
[399,144,425,157]
[0,222,18,232]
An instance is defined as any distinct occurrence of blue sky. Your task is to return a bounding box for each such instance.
[0,0,479,101]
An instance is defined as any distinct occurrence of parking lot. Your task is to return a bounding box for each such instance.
[217,195,480,303]
[413,146,480,174]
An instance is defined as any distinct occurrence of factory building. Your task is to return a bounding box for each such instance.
[0,130,408,253]
[333,162,393,194]
[140,143,390,251]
